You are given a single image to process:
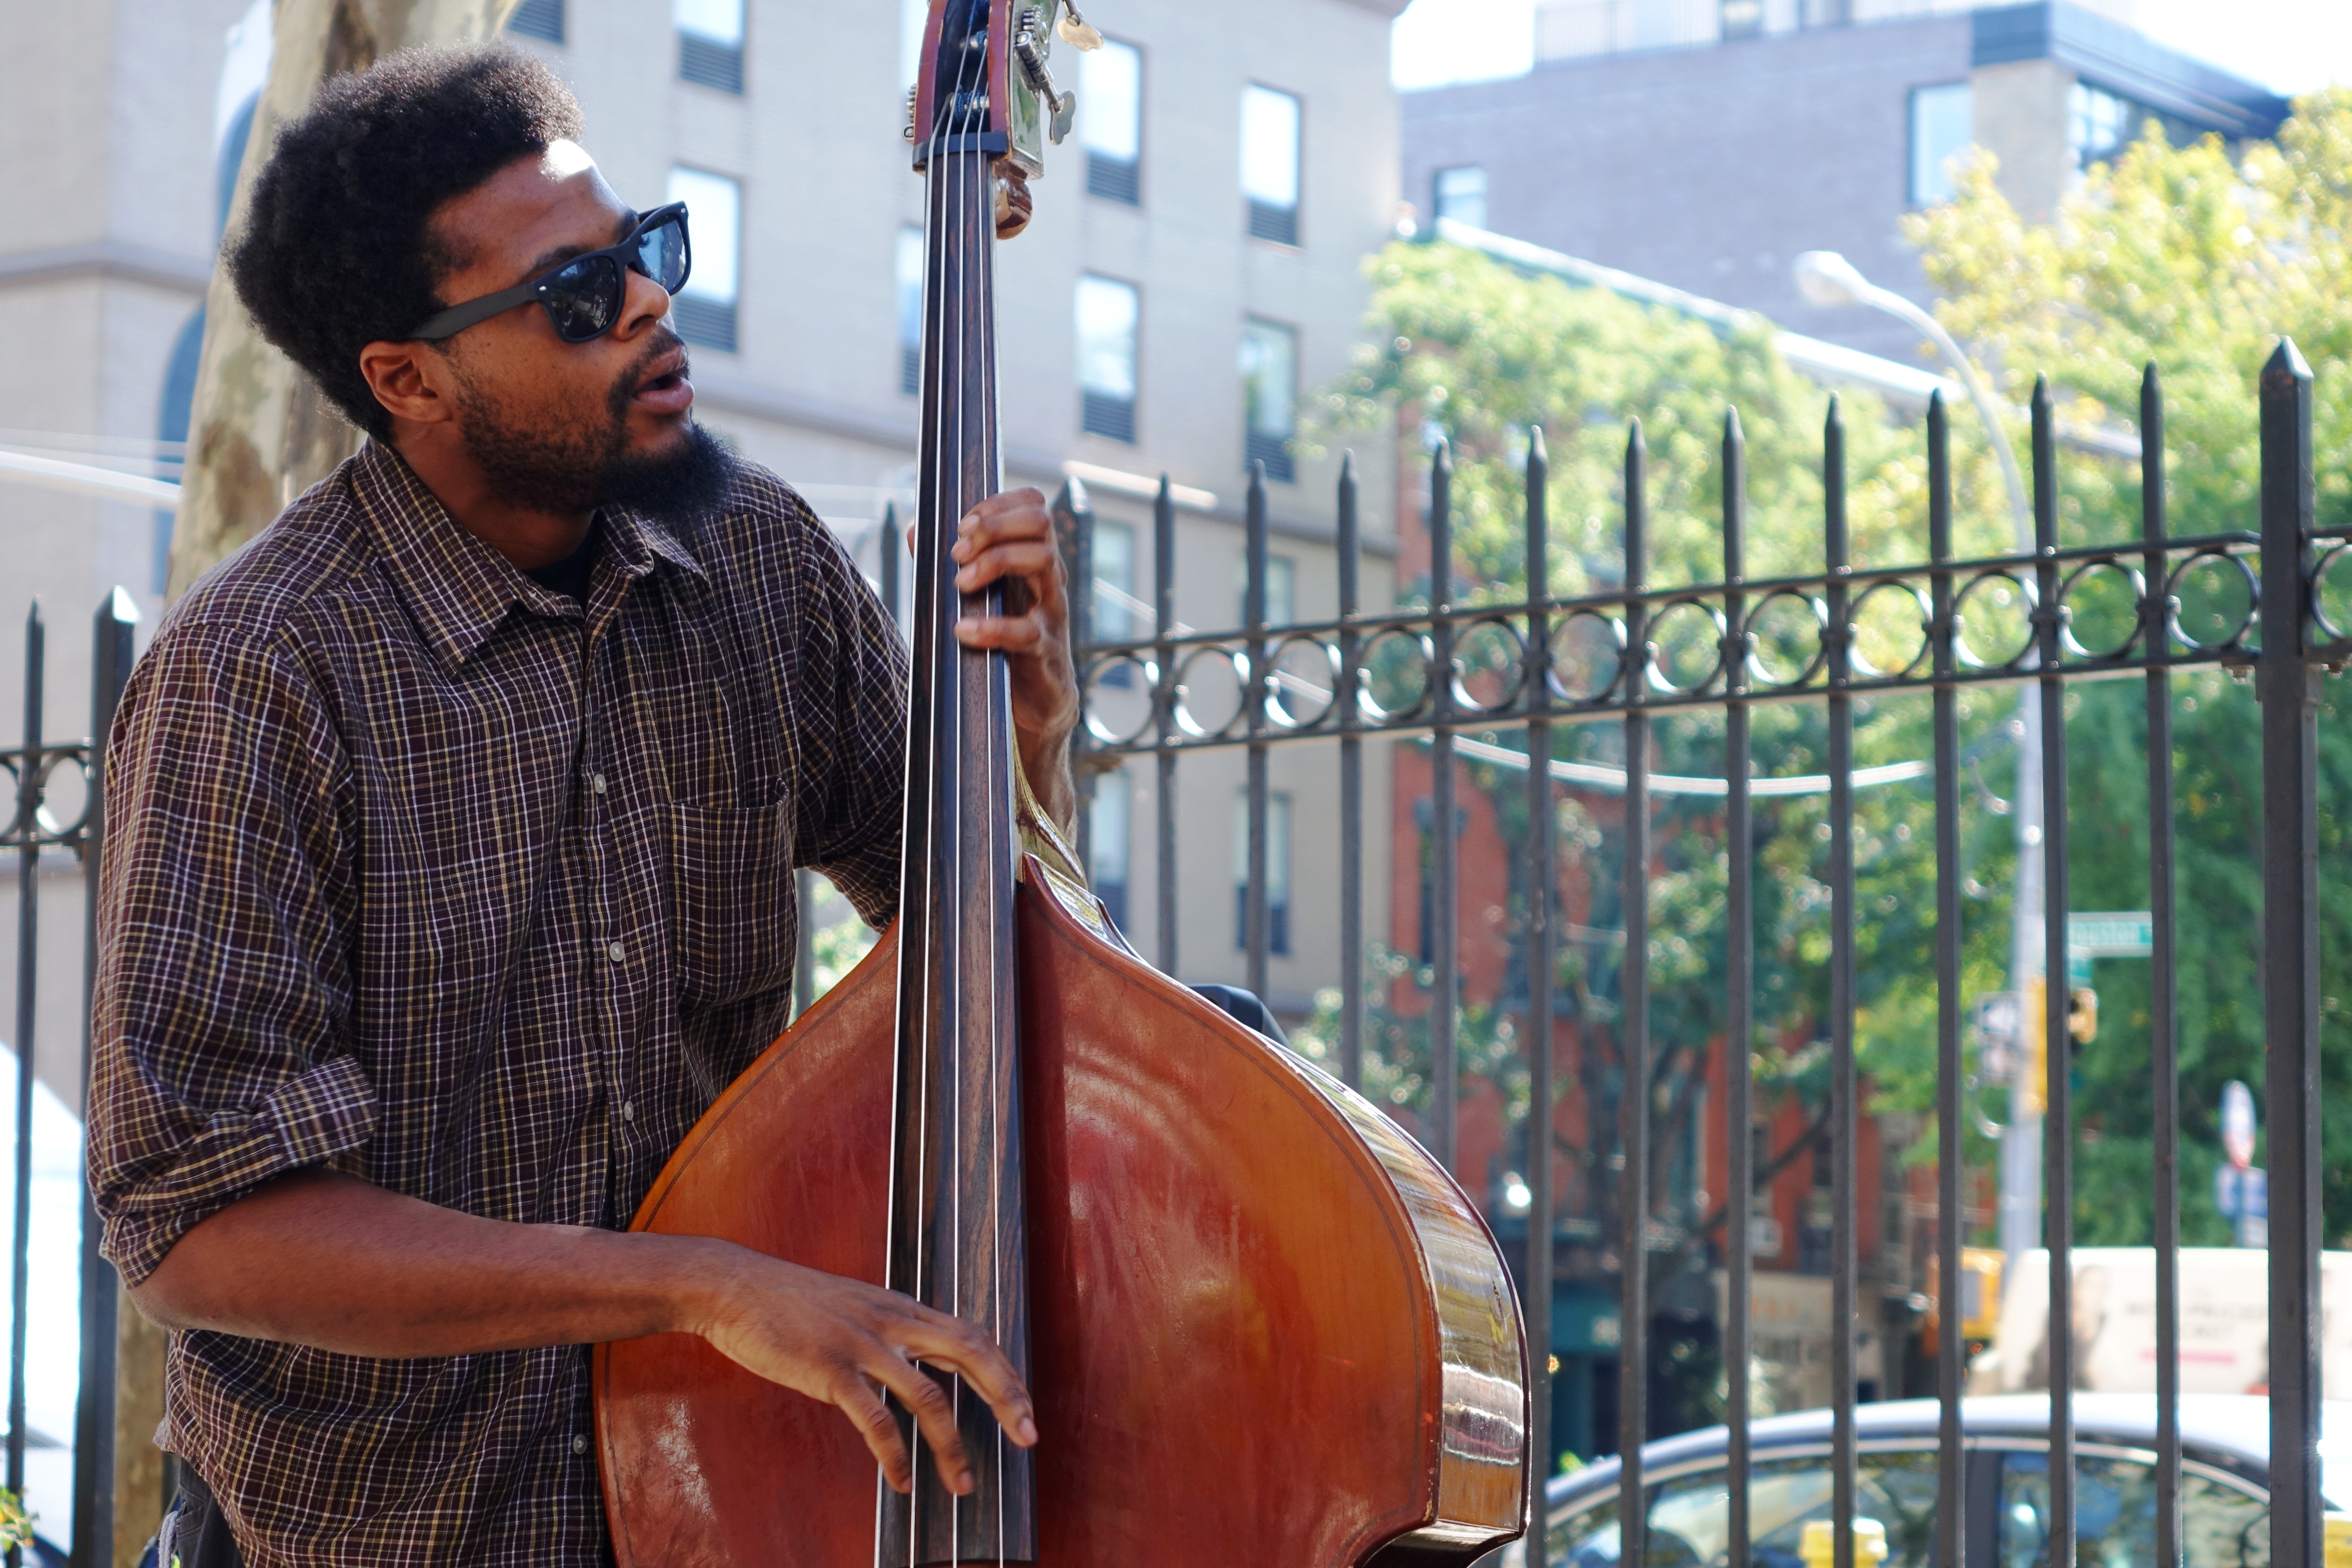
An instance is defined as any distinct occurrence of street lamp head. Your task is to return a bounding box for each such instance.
[1793,250,1873,309]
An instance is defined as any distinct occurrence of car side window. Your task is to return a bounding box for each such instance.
[1996,1450,2269,1568]
[1544,1452,1940,1568]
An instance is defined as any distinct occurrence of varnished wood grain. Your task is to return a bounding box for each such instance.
[595,873,1526,1565]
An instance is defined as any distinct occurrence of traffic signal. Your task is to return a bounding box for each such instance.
[2067,986,2098,1046]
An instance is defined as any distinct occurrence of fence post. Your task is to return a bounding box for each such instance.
[71,591,136,1568]
[2259,337,2321,1568]
[1245,465,1271,1002]
[6,605,42,1568]
[1616,420,1650,1568]
[1927,394,1966,1568]
[1429,441,1458,1176]
[1522,426,1553,1563]
[1823,400,1858,1568]
[1337,457,1363,1092]
[1153,478,1178,977]
[1051,479,1093,875]
[1723,408,1754,1568]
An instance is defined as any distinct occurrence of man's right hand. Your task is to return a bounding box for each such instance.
[675,1242,1038,1495]
[130,1169,1036,1496]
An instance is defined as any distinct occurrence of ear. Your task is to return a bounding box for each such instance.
[357,340,456,428]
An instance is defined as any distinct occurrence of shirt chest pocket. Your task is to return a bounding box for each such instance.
[665,801,795,1008]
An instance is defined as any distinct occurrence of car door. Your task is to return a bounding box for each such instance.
[1989,1441,2271,1568]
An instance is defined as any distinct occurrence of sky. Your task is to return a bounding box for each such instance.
[1392,0,2352,95]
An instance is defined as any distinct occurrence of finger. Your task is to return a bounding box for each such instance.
[956,540,1066,595]
[892,1313,1040,1448]
[864,1351,977,1494]
[955,493,1053,555]
[954,613,1051,653]
[833,1372,917,1494]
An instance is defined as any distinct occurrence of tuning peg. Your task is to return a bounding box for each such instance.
[1057,0,1104,49]
[1050,86,1079,144]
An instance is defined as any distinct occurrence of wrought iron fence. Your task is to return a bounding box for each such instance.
[0,590,139,1568]
[1061,342,2338,1568]
[5,345,2339,1564]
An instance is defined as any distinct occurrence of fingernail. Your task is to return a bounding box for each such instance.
[1017,1417,1038,1446]
[955,1472,975,1496]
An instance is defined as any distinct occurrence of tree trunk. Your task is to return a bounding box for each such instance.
[165,0,522,600]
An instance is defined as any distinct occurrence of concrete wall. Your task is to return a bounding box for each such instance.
[1402,14,1980,366]
[0,0,248,1118]
[518,0,1409,1017]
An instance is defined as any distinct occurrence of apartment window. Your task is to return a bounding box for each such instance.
[1076,276,1139,443]
[1090,769,1130,932]
[896,226,924,395]
[1093,519,1136,686]
[1240,318,1298,483]
[2070,80,2141,171]
[676,0,744,92]
[1719,0,1762,39]
[1233,793,1292,955]
[1909,82,1974,205]
[1235,553,1295,628]
[1431,165,1486,231]
[1240,85,1301,246]
[1081,40,1143,204]
[506,0,564,43]
[668,167,741,351]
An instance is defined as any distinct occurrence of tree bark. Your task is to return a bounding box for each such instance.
[165,0,522,600]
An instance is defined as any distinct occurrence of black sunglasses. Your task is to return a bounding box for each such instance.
[407,202,692,344]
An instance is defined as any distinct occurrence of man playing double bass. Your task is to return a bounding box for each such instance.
[89,46,1061,1566]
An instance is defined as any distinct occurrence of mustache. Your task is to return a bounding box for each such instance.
[612,328,692,408]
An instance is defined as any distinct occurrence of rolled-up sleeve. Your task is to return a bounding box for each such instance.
[89,622,368,1286]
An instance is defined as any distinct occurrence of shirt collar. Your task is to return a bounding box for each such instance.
[348,441,707,672]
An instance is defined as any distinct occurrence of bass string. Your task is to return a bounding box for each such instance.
[881,25,961,1568]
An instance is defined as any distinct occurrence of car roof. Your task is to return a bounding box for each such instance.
[1543,1396,2352,1513]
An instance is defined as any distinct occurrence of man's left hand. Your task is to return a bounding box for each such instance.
[951,488,1078,833]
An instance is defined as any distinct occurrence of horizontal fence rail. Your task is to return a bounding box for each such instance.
[1063,343,2331,1568]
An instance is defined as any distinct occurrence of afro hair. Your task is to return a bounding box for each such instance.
[226,45,584,438]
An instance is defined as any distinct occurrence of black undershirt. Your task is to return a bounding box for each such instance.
[523,520,600,603]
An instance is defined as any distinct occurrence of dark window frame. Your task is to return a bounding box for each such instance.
[1240,82,1303,249]
[677,0,746,93]
[1240,316,1299,484]
[507,0,565,43]
[1083,37,1144,207]
[1076,273,1142,445]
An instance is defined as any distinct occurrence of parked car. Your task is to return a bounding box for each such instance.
[1498,1395,2350,1568]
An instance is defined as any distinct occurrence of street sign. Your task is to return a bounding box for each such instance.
[2214,1164,2269,1247]
[2067,911,2153,956]
[2214,1164,2269,1219]
[2221,1079,2256,1169]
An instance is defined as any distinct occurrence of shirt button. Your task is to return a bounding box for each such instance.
[607,940,628,963]
[572,1435,588,1456]
[621,1100,636,1122]
[591,773,608,796]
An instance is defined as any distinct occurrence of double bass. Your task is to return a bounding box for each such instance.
[593,2,1531,1560]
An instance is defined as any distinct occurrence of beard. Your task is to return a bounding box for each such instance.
[450,330,737,528]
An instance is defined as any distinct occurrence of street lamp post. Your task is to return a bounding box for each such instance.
[1793,251,2049,1272]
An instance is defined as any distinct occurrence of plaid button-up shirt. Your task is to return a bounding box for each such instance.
[89,440,907,1566]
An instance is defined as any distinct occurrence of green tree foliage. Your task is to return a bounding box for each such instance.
[1314,89,2352,1260]
[1909,95,2352,1241]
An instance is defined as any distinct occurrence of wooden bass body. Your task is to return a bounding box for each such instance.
[594,863,1528,1565]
